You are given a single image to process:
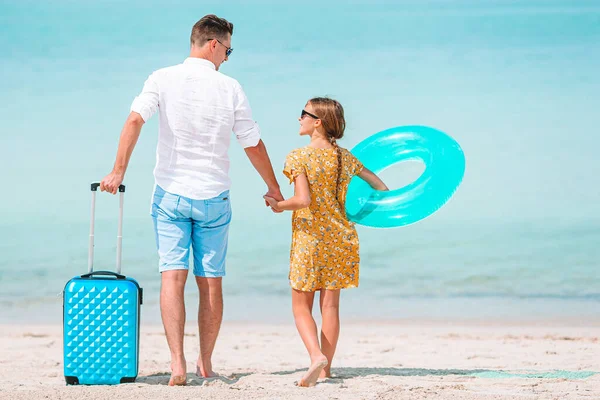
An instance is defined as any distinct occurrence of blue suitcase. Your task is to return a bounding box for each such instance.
[63,183,143,385]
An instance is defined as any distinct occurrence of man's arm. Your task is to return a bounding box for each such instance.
[232,82,283,205]
[244,139,283,202]
[100,112,145,194]
[101,71,158,194]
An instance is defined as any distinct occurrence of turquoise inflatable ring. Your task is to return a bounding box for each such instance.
[345,125,465,228]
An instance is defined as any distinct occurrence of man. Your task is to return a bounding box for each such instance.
[100,14,283,386]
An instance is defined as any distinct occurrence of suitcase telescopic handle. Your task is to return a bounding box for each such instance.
[88,182,126,274]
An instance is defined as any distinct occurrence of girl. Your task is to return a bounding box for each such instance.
[264,97,388,387]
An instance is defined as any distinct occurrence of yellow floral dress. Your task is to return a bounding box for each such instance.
[283,146,364,291]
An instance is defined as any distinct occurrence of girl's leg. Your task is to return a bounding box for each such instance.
[292,288,328,387]
[319,289,341,378]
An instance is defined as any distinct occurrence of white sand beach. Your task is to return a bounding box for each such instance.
[0,319,598,399]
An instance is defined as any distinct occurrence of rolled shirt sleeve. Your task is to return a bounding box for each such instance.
[232,82,261,148]
[130,72,159,122]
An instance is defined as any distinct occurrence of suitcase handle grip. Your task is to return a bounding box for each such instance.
[80,270,126,279]
[91,183,126,192]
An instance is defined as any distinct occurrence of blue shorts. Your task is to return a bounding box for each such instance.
[151,185,231,277]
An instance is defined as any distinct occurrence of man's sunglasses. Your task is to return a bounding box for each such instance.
[301,110,320,119]
[207,38,233,57]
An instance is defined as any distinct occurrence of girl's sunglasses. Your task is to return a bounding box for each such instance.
[301,110,320,119]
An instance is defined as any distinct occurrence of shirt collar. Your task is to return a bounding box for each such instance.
[183,57,216,70]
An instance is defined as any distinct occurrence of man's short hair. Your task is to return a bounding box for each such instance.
[190,15,234,47]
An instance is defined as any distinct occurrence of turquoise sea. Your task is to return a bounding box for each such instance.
[1,0,599,323]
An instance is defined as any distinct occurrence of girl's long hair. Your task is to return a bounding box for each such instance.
[308,97,346,208]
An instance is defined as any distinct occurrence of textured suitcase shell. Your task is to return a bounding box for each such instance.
[63,274,142,385]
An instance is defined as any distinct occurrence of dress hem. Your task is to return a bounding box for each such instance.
[289,283,359,292]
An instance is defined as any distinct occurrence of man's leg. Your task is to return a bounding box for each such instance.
[195,277,223,377]
[191,191,231,378]
[152,185,193,386]
[161,270,189,385]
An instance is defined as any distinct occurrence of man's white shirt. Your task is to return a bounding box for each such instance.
[130,57,261,199]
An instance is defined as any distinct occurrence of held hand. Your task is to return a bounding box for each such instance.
[264,187,284,213]
[263,195,282,213]
[100,171,124,194]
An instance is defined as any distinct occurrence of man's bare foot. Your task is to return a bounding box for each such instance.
[297,356,328,387]
[196,363,219,378]
[168,375,187,386]
[169,359,187,386]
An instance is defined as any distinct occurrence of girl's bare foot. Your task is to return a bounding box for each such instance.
[319,368,331,379]
[297,355,328,387]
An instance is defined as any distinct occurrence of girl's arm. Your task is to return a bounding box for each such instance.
[264,173,311,211]
[358,168,389,191]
